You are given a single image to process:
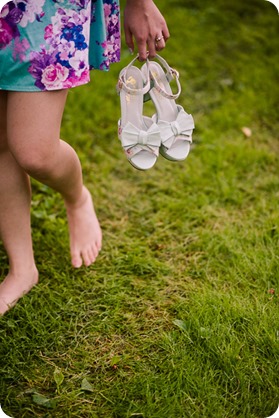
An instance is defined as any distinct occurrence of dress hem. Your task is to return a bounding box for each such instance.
[0,79,91,92]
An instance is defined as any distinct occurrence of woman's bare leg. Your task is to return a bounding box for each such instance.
[0,91,38,315]
[7,90,102,269]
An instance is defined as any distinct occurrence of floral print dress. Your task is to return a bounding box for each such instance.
[0,0,120,91]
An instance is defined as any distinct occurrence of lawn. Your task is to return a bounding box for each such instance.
[0,0,279,417]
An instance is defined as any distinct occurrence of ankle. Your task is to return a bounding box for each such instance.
[9,263,38,278]
[64,186,89,210]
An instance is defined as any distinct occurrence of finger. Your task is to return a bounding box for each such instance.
[124,27,135,53]
[147,36,157,58]
[152,33,165,54]
[162,26,170,42]
[137,39,148,61]
[155,37,166,51]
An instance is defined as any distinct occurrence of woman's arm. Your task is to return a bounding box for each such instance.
[123,0,170,61]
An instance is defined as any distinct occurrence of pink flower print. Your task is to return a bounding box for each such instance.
[41,63,69,90]
[44,24,53,41]
[78,68,89,83]
[63,68,89,89]
[0,18,14,48]
[12,37,30,62]
[104,4,112,18]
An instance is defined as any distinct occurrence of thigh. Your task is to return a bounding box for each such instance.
[7,90,68,159]
[0,91,8,150]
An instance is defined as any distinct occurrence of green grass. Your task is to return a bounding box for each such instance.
[1,0,279,417]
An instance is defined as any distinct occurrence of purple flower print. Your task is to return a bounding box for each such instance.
[1,0,120,90]
[0,4,22,49]
[95,1,120,69]
[71,0,90,8]
[28,49,59,90]
[28,4,91,90]
[0,1,46,49]
[29,46,89,90]
[17,0,45,28]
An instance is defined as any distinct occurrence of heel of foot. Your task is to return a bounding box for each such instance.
[0,268,39,315]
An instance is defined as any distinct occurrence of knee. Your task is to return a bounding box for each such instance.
[11,148,55,178]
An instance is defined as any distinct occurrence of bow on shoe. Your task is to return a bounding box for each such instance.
[119,119,161,156]
[158,105,195,150]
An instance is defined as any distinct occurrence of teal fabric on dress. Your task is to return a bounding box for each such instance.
[0,0,120,91]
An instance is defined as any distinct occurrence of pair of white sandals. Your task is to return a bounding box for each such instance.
[117,54,195,170]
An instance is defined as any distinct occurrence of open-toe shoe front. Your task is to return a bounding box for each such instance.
[117,57,161,170]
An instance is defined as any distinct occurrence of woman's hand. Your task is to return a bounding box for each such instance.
[123,0,170,61]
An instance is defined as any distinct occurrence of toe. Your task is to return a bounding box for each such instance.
[92,243,100,261]
[82,247,95,267]
[72,252,83,268]
[90,246,97,263]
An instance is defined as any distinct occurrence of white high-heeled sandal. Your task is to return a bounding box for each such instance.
[142,55,194,161]
[117,55,161,170]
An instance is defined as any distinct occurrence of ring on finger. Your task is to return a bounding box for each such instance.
[155,35,164,43]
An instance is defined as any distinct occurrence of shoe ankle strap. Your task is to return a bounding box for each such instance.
[149,54,181,100]
[117,54,151,96]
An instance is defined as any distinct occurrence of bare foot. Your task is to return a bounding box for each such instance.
[65,186,102,268]
[0,268,39,315]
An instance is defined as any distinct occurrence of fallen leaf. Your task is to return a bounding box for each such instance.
[32,393,56,409]
[241,127,252,137]
[173,319,187,331]
[53,368,64,388]
[81,378,94,392]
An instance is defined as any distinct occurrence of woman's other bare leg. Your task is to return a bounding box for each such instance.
[0,91,38,315]
[7,91,102,269]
